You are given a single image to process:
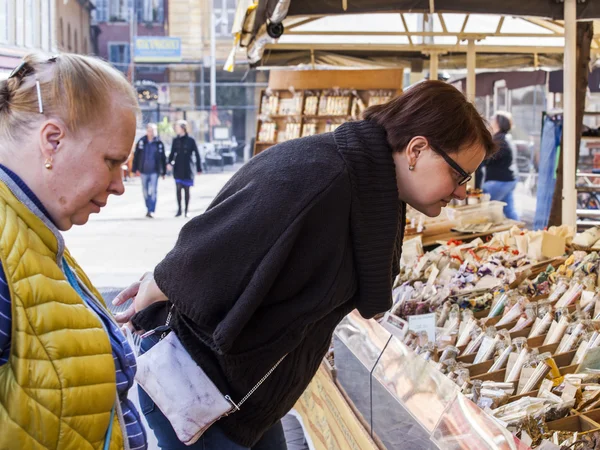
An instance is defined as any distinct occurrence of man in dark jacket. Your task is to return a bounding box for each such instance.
[132,123,167,218]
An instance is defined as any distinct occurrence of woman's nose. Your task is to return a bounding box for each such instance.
[109,171,125,196]
[453,183,468,200]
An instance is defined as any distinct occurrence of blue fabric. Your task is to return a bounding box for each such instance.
[138,336,287,450]
[0,273,9,365]
[141,173,159,213]
[0,164,53,221]
[483,180,520,221]
[63,262,147,450]
[534,116,562,230]
[175,178,194,187]
[142,139,159,174]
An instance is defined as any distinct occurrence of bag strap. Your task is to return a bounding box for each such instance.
[162,305,286,411]
[103,405,116,450]
[232,354,286,410]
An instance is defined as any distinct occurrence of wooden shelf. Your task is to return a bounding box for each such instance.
[577,209,600,218]
[254,69,404,157]
[260,115,302,119]
[576,186,600,192]
[581,136,600,141]
[303,115,352,119]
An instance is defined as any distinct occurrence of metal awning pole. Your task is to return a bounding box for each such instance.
[466,39,476,102]
[429,52,438,81]
[562,0,577,226]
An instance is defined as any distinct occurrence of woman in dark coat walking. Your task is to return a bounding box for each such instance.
[169,120,202,217]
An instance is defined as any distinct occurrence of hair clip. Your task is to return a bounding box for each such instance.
[35,79,43,114]
[8,60,32,80]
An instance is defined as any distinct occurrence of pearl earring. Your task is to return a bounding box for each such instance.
[44,158,53,170]
[409,165,415,171]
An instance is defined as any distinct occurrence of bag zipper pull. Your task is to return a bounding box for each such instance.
[141,324,170,339]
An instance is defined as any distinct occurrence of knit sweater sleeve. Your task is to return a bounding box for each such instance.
[153,141,349,355]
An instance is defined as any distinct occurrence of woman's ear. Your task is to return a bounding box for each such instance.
[39,119,65,160]
[405,136,429,168]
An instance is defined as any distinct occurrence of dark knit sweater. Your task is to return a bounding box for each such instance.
[134,120,406,447]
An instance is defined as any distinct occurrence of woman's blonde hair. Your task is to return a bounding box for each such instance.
[0,53,139,143]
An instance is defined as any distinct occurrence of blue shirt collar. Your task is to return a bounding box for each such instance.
[0,164,54,222]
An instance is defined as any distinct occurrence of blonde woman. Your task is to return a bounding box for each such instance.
[0,53,146,449]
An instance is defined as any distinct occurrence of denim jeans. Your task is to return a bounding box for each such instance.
[483,180,519,221]
[138,335,288,450]
[141,173,159,213]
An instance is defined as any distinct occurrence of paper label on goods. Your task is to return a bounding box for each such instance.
[557,334,571,353]
[505,352,519,380]
[401,237,423,267]
[561,382,578,402]
[539,379,554,396]
[581,290,595,307]
[408,313,436,342]
[517,367,536,395]
[381,313,409,340]
[474,336,496,364]
[577,346,600,373]
[572,341,590,366]
[543,321,559,346]
[520,431,533,447]
[413,254,429,277]
[426,265,440,288]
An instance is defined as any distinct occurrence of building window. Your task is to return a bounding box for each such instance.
[83,38,88,55]
[59,18,63,47]
[93,0,109,23]
[67,23,71,51]
[74,30,78,53]
[0,0,7,43]
[15,0,24,46]
[135,0,164,23]
[213,0,236,38]
[109,43,131,74]
[110,0,133,22]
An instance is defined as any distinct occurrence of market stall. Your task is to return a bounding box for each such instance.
[227,2,600,449]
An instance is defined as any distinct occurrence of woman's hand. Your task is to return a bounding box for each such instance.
[113,272,168,324]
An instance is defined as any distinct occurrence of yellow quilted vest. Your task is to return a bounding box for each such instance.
[0,180,125,450]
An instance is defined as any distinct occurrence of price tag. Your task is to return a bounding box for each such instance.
[408,313,436,342]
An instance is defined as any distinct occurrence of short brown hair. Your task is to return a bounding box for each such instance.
[363,80,496,158]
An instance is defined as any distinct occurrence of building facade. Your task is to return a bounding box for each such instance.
[0,0,55,78]
[0,0,94,79]
[166,0,266,148]
[56,0,94,54]
[92,0,168,81]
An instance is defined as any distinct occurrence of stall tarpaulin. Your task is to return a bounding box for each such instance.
[549,68,600,93]
[452,70,548,97]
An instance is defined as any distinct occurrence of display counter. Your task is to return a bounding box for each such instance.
[334,310,530,450]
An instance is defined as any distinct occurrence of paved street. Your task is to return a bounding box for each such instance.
[65,166,240,288]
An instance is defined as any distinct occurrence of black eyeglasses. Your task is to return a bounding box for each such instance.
[432,147,472,186]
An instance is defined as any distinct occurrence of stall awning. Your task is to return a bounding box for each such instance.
[276,0,600,21]
[231,0,600,68]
